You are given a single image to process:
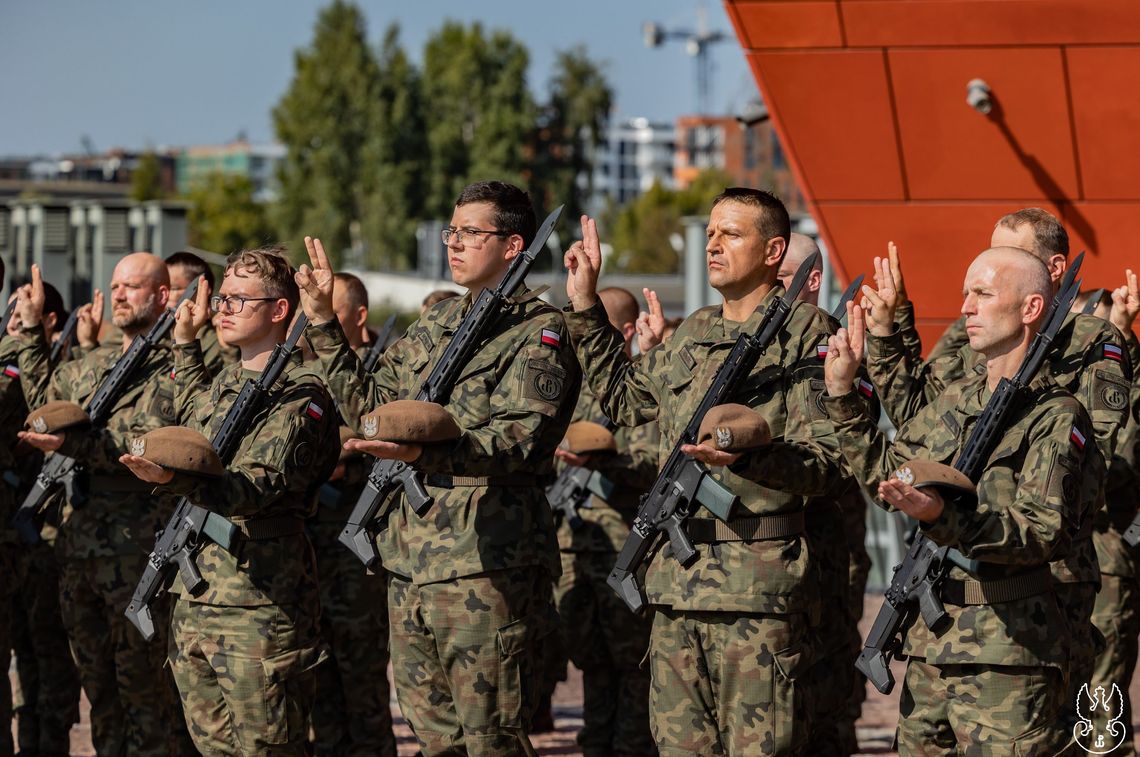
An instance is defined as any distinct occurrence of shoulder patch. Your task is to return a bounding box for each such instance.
[1093,368,1130,413]
[522,358,567,405]
[1070,425,1086,450]
[3,364,19,378]
[1104,343,1123,362]
[540,328,561,348]
[303,401,325,421]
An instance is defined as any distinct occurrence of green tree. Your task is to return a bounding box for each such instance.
[357,24,428,270]
[532,46,613,224]
[608,168,734,274]
[422,22,535,217]
[130,152,165,201]
[272,0,380,266]
[186,172,275,255]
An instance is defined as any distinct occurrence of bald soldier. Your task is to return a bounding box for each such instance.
[550,285,660,756]
[13,254,185,756]
[779,232,871,755]
[308,271,397,757]
[826,247,1099,752]
[861,209,1132,746]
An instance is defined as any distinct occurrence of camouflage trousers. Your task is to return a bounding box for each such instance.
[1,542,17,757]
[11,541,80,756]
[169,598,324,756]
[897,659,1066,755]
[649,608,812,756]
[388,568,557,756]
[1087,574,1140,757]
[844,492,872,736]
[59,555,177,757]
[1056,579,1101,746]
[555,550,654,757]
[309,518,396,757]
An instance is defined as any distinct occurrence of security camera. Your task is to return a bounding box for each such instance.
[966,79,992,115]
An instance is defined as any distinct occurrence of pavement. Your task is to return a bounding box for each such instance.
[10,593,1137,755]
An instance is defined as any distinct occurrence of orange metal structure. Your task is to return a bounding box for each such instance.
[724,0,1140,345]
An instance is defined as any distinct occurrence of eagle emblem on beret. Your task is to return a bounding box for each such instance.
[31,417,47,434]
[715,426,733,450]
[130,437,146,456]
[894,466,915,486]
[362,415,379,439]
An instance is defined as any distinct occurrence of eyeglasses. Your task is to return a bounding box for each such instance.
[441,227,508,247]
[209,295,277,314]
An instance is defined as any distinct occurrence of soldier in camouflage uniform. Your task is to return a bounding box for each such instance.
[14,255,185,756]
[306,271,397,757]
[825,247,1099,753]
[550,286,659,756]
[167,250,240,373]
[120,247,338,756]
[298,181,579,755]
[563,189,847,756]
[860,210,1132,746]
[3,280,81,757]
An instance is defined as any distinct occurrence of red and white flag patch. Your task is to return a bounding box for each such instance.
[817,344,829,360]
[1070,426,1086,450]
[3,364,19,379]
[540,328,561,348]
[304,401,324,421]
[858,379,874,398]
[1104,344,1123,362]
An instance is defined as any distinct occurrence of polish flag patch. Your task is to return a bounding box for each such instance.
[540,328,561,348]
[169,368,176,379]
[304,401,324,421]
[858,379,874,398]
[1104,344,1123,362]
[1070,426,1086,450]
[3,364,19,379]
[817,344,828,360]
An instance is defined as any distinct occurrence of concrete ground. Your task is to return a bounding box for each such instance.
[10,593,1137,755]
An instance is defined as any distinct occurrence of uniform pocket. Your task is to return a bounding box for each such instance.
[259,644,325,745]
[770,641,811,754]
[495,609,553,730]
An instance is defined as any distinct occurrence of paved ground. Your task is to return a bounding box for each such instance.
[10,594,1137,755]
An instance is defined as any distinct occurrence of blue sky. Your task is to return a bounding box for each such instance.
[0,1,756,156]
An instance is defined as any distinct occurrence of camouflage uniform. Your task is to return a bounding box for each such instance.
[826,370,1099,753]
[306,287,579,755]
[868,309,1132,720]
[553,382,658,756]
[14,324,184,757]
[155,339,337,756]
[307,343,396,757]
[564,290,845,756]
[1,334,22,757]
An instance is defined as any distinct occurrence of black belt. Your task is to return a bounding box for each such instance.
[424,474,545,489]
[232,516,305,541]
[686,512,806,543]
[940,567,1052,606]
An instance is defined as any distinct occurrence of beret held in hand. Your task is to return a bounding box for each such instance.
[130,427,224,478]
[26,401,90,434]
[360,400,462,444]
[696,404,772,452]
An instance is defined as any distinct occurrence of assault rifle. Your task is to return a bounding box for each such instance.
[546,417,618,530]
[1081,288,1106,316]
[0,300,14,335]
[607,252,821,614]
[856,262,1083,694]
[340,205,565,567]
[49,308,80,365]
[832,275,865,321]
[12,279,201,544]
[125,314,309,640]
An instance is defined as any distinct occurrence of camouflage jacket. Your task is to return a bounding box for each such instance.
[826,372,1097,669]
[563,287,846,614]
[14,326,179,559]
[164,341,338,606]
[555,380,660,553]
[868,311,1131,583]
[306,287,580,585]
[308,343,369,525]
[0,334,26,545]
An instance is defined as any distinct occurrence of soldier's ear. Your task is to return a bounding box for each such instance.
[503,233,524,262]
[1023,292,1047,324]
[764,236,786,268]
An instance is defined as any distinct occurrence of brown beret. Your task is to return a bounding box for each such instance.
[26,401,90,434]
[130,427,224,478]
[360,400,462,444]
[697,404,772,452]
[338,426,361,462]
[893,460,976,500]
[562,421,617,455]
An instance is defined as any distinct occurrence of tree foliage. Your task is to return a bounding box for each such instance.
[186,172,275,255]
[130,152,165,202]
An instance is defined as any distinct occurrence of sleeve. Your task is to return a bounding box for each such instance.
[172,341,213,423]
[1076,325,1133,462]
[920,403,1088,566]
[562,301,661,427]
[165,384,337,519]
[728,314,846,496]
[14,325,54,409]
[413,316,581,477]
[894,301,924,363]
[306,319,400,431]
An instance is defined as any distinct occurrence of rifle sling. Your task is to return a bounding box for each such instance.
[232,516,304,541]
[425,473,546,489]
[940,566,1051,606]
[685,512,805,543]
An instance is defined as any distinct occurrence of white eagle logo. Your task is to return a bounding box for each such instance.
[1074,682,1126,754]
